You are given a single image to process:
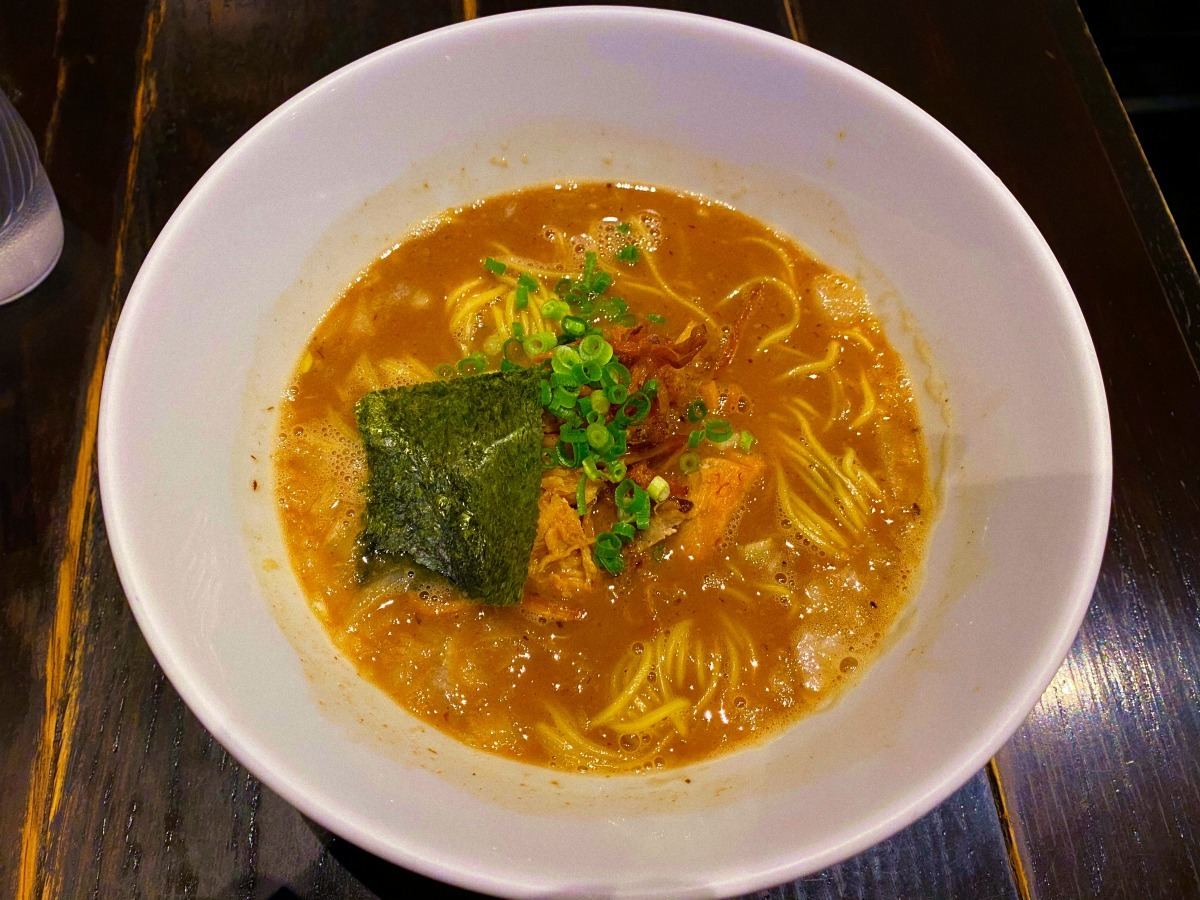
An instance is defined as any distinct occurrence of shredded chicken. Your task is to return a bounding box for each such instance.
[526,471,598,610]
[633,498,692,552]
[611,323,708,373]
[627,461,688,498]
[675,455,766,561]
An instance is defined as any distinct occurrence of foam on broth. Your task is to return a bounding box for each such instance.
[274,182,931,773]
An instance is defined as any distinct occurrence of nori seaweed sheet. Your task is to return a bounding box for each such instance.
[354,369,543,606]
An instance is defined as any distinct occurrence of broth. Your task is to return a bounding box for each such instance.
[274,182,931,772]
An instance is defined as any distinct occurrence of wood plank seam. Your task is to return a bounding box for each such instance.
[42,0,71,162]
[1073,11,1198,280]
[987,759,1034,900]
[781,0,809,44]
[1055,3,1200,376]
[462,0,477,21]
[15,1,167,896]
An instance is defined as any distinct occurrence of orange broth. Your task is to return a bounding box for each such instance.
[274,182,930,772]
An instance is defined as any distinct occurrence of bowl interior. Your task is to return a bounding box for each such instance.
[99,9,1110,897]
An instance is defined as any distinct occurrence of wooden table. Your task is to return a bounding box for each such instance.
[2,1,1198,897]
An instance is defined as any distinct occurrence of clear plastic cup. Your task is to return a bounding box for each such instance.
[1,89,64,306]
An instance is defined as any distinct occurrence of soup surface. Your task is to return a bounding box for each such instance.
[275,182,931,772]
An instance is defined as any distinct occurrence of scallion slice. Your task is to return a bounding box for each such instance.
[562,315,588,337]
[541,299,569,320]
[586,422,612,451]
[704,418,734,443]
[647,475,670,502]
[576,473,588,515]
[612,521,636,542]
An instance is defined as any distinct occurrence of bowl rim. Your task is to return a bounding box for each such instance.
[99,6,1112,896]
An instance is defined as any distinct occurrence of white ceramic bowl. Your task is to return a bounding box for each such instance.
[99,8,1110,897]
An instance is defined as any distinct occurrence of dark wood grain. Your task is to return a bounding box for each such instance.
[995,5,1200,894]
[2,0,1198,897]
[475,0,796,36]
[790,0,1200,896]
[2,1,467,897]
[0,1,149,897]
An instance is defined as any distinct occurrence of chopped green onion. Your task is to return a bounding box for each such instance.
[614,479,636,509]
[595,548,625,575]
[616,222,631,234]
[550,372,581,391]
[615,390,652,425]
[686,399,708,422]
[603,426,628,460]
[608,384,629,405]
[602,361,632,389]
[541,298,569,320]
[595,531,621,556]
[586,422,612,450]
[647,475,670,502]
[578,334,614,365]
[483,257,507,275]
[616,313,637,327]
[511,322,525,337]
[582,456,602,482]
[642,379,659,396]
[582,251,598,284]
[688,428,705,449]
[555,440,584,468]
[616,244,640,264]
[576,474,588,515]
[580,361,603,383]
[599,296,629,321]
[562,315,588,337]
[538,381,552,406]
[593,271,614,294]
[552,345,582,375]
[705,418,734,443]
[612,521,636,543]
[599,458,627,483]
[679,451,701,474]
[502,337,528,366]
[517,272,539,292]
[554,278,572,298]
[613,479,651,527]
[560,426,587,444]
[435,363,455,379]
[589,391,611,416]
[647,313,667,325]
[523,331,557,356]
[738,430,757,452]
[456,353,487,375]
[515,285,530,309]
[614,479,649,516]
